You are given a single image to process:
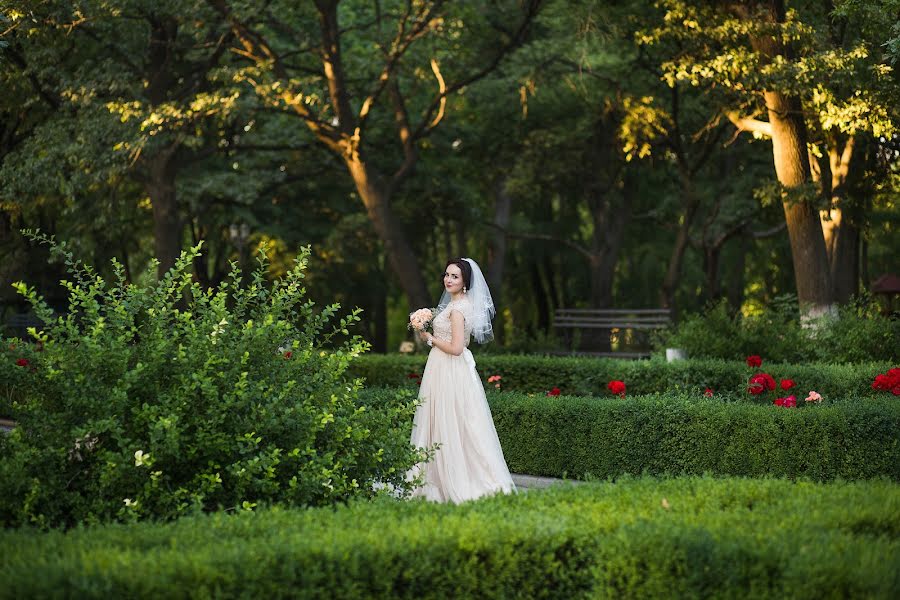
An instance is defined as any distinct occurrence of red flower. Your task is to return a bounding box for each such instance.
[872,368,900,393]
[283,351,292,359]
[547,387,561,397]
[704,388,714,397]
[774,395,797,408]
[748,373,775,395]
[15,358,28,368]
[607,380,626,397]
[780,379,795,390]
[746,355,762,368]
[407,373,420,379]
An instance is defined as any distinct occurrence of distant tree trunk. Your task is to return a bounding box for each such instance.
[487,178,512,342]
[345,158,430,310]
[144,150,182,278]
[371,284,388,353]
[727,233,749,314]
[660,177,700,313]
[531,261,551,334]
[821,136,859,303]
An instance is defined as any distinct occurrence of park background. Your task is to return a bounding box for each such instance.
[1,0,898,351]
[1,1,899,598]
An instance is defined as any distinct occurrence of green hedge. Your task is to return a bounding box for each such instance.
[2,477,898,599]
[487,392,900,482]
[351,354,894,400]
[359,388,900,481]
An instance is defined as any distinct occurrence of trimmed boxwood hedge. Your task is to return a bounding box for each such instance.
[485,392,900,482]
[357,387,900,481]
[2,477,898,599]
[350,354,894,400]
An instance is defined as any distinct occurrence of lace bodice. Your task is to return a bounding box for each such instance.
[432,298,475,345]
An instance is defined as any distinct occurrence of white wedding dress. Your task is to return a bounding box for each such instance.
[408,297,516,502]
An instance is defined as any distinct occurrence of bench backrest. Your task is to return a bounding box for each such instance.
[553,308,671,329]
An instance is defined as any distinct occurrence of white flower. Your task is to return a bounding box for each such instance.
[123,498,136,507]
[134,450,150,467]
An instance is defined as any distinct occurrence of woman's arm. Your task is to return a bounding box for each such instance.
[420,311,466,356]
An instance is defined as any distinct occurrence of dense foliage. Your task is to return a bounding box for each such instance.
[656,298,900,363]
[2,477,898,599]
[0,236,422,527]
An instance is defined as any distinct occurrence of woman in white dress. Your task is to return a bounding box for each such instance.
[408,257,516,503]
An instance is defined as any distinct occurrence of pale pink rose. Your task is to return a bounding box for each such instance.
[408,308,434,331]
[804,391,823,403]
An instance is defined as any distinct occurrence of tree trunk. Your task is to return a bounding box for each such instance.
[371,284,388,353]
[727,232,749,314]
[765,90,834,317]
[736,0,834,318]
[821,137,859,303]
[487,178,512,342]
[345,158,430,310]
[660,177,700,312]
[144,152,182,278]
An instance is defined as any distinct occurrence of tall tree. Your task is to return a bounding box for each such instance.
[644,0,898,317]
[209,0,543,309]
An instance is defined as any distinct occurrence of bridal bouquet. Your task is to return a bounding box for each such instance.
[408,308,434,331]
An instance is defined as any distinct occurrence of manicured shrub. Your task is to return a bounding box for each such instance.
[350,353,892,400]
[0,235,422,527]
[483,391,900,481]
[2,477,898,598]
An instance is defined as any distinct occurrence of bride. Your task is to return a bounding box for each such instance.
[408,257,516,503]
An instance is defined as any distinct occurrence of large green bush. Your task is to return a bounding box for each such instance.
[2,477,898,599]
[482,391,900,481]
[0,236,422,527]
[654,298,900,363]
[351,353,892,399]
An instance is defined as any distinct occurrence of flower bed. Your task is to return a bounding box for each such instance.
[351,354,894,400]
[2,477,897,598]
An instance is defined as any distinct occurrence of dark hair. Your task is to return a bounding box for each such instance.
[444,258,472,290]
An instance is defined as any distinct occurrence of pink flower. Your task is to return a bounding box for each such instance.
[804,391,822,403]
[487,375,502,383]
[408,308,435,331]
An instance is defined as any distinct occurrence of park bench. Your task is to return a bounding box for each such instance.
[552,308,672,359]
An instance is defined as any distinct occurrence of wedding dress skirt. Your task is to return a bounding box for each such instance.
[409,346,516,503]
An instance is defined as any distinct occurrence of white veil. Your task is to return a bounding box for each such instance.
[435,258,496,344]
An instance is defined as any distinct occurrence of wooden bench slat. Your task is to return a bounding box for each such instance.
[555,309,671,315]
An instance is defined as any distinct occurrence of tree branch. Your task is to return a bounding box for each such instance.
[727,111,773,138]
[412,0,544,141]
[487,223,593,261]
